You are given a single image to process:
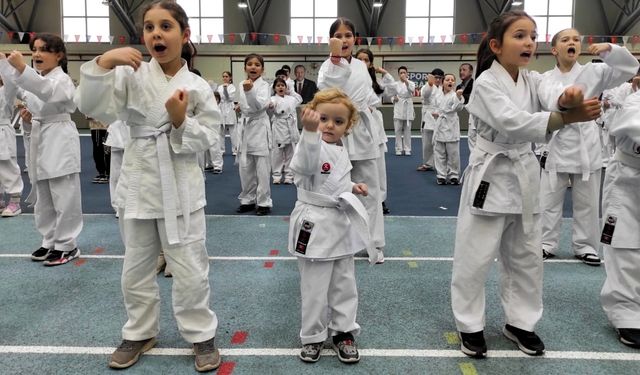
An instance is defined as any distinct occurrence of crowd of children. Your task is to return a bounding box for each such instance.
[2,1,640,372]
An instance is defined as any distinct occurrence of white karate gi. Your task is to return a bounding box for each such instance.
[236,76,273,208]
[0,72,22,198]
[270,92,301,183]
[392,79,416,154]
[288,130,372,344]
[451,60,561,333]
[211,83,239,169]
[420,83,443,168]
[104,120,130,212]
[75,57,220,343]
[433,90,464,180]
[0,61,82,252]
[318,57,385,250]
[538,44,638,257]
[373,73,396,202]
[600,91,640,329]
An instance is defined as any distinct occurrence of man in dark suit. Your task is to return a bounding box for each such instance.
[456,63,474,104]
[293,64,318,104]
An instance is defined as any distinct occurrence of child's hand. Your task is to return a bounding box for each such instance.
[300,107,320,132]
[392,96,399,103]
[19,107,31,123]
[165,89,189,128]
[98,47,143,71]
[242,79,253,91]
[329,38,343,61]
[559,85,584,109]
[431,112,439,119]
[456,89,464,98]
[0,52,6,60]
[632,76,640,92]
[374,66,386,75]
[588,43,612,56]
[352,183,368,196]
[7,51,26,73]
[268,102,275,109]
[563,97,601,123]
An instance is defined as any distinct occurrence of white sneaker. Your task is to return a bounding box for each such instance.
[1,202,21,217]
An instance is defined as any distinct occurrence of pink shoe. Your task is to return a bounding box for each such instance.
[1,202,21,217]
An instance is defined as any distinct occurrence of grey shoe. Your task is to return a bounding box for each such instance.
[193,337,221,372]
[331,338,360,363]
[299,342,323,362]
[108,337,157,369]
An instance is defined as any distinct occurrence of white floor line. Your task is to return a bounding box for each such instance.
[0,346,638,360]
[0,254,583,263]
[14,213,461,219]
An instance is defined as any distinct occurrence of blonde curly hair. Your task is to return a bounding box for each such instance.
[305,88,359,134]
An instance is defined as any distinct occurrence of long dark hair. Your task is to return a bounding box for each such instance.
[355,48,383,95]
[329,17,356,38]
[141,0,189,31]
[29,33,68,73]
[475,10,536,79]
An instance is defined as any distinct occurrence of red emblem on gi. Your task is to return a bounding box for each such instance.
[321,162,331,172]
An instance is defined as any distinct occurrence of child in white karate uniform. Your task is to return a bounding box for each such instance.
[269,77,301,184]
[599,89,640,349]
[418,69,444,171]
[74,1,221,371]
[0,75,22,217]
[211,71,238,173]
[538,28,638,265]
[433,73,464,185]
[289,88,373,364]
[235,53,273,216]
[451,10,602,359]
[0,34,83,266]
[391,66,415,156]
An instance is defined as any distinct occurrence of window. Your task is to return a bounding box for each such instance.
[290,0,337,44]
[177,0,224,43]
[525,0,573,39]
[62,0,109,43]
[405,0,454,43]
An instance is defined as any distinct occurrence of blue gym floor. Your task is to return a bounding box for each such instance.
[1,136,633,374]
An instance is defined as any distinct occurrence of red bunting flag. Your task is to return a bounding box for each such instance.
[546,34,550,44]
[274,34,280,43]
[460,33,468,44]
[250,32,257,41]
[356,36,362,45]
[118,35,125,44]
[229,33,235,43]
[75,34,81,42]
[297,35,303,43]
[398,36,404,45]
[376,37,382,48]
[97,35,102,42]
[317,36,323,45]
[7,31,14,40]
[207,34,213,43]
[587,35,593,45]
[29,32,36,41]
[418,36,424,46]
[611,36,617,43]
[440,35,446,44]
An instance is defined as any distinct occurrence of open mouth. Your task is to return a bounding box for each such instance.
[34,59,44,64]
[567,47,576,55]
[521,52,532,58]
[153,44,167,53]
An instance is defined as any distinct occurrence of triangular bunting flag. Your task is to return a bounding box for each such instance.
[250,32,257,41]
[408,36,413,46]
[217,34,223,43]
[274,34,280,43]
[8,31,14,41]
[18,32,25,41]
[74,34,80,42]
[208,34,214,43]
[285,35,290,44]
[387,37,394,46]
[118,35,125,44]
[229,33,236,43]
[261,33,269,42]
[97,35,102,42]
[63,34,68,42]
[29,32,36,41]
[297,35,303,43]
[398,36,404,46]
[611,36,618,44]
[428,36,435,44]
[376,37,382,49]
[440,35,446,44]
[109,35,115,44]
[366,37,373,46]
[239,33,246,42]
[460,33,468,44]
[87,35,91,42]
[623,35,630,45]
[307,36,312,44]
[317,36,323,44]
[418,36,424,46]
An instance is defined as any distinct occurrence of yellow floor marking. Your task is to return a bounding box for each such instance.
[444,332,460,345]
[402,250,413,257]
[407,261,418,268]
[459,362,478,375]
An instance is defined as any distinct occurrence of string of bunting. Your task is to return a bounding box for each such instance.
[2,31,640,48]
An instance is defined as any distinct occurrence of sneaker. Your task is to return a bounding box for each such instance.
[299,342,323,362]
[108,337,157,369]
[256,206,271,216]
[92,174,106,184]
[273,178,281,185]
[437,178,446,185]
[395,151,402,156]
[212,168,222,174]
[283,179,294,185]
[193,337,221,372]
[97,176,109,184]
[375,248,385,264]
[459,331,487,358]
[236,204,256,213]
[449,178,459,185]
[618,328,640,348]
[416,164,429,171]
[331,334,360,363]
[1,202,22,217]
[575,253,601,266]
[204,165,214,171]
[503,324,545,356]
[164,268,172,278]
[31,247,50,261]
[43,248,80,266]
[405,151,411,156]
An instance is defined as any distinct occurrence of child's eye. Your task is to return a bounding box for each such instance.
[162,22,172,30]
[319,115,328,122]
[144,24,153,32]
[531,34,537,41]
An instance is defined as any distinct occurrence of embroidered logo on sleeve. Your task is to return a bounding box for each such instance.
[321,162,331,174]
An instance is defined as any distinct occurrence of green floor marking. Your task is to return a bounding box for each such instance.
[407,261,418,268]
[459,362,478,375]
[444,331,460,344]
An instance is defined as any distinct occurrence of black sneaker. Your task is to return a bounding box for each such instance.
[449,178,459,185]
[256,206,271,216]
[542,249,555,260]
[236,204,256,213]
[31,247,50,261]
[43,248,81,267]
[618,328,640,348]
[382,201,390,215]
[575,253,601,266]
[92,174,106,183]
[503,324,545,355]
[437,178,446,185]
[331,333,359,363]
[459,331,487,358]
[299,342,323,363]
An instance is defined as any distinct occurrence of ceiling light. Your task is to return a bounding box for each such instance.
[238,1,248,8]
[512,1,523,5]
[373,1,383,7]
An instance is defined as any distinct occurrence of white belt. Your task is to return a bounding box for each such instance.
[614,149,640,169]
[475,136,535,231]
[128,123,185,245]
[25,113,72,205]
[296,188,375,263]
[545,125,592,189]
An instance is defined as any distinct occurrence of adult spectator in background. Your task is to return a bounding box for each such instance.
[293,64,318,104]
[457,63,476,151]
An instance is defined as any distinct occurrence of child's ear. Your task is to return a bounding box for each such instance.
[488,38,501,55]
[182,28,191,45]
